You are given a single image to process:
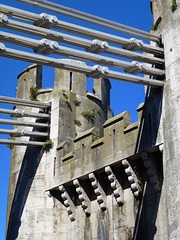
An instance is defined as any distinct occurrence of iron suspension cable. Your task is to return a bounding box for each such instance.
[14,0,160,43]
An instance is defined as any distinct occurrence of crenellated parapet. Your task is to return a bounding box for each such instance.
[6,60,165,239]
[45,94,163,224]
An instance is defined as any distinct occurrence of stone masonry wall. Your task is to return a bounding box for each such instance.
[6,47,169,240]
[151,0,180,239]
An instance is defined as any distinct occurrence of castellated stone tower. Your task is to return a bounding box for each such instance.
[5,59,168,239]
[151,0,180,239]
[5,1,180,239]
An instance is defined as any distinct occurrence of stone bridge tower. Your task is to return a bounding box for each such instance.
[5,1,180,240]
[151,0,180,239]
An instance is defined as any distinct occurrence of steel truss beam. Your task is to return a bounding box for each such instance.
[13,0,160,43]
[0,6,163,55]
[0,96,50,108]
[0,43,164,87]
[0,32,164,76]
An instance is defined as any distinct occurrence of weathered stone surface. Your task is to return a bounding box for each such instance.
[6,4,180,235]
[151,0,180,239]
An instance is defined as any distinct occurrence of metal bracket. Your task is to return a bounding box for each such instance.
[34,39,59,55]
[86,39,109,53]
[11,109,28,118]
[34,13,58,28]
[12,129,28,137]
[0,14,8,25]
[124,61,143,74]
[0,43,6,52]
[123,38,144,51]
[87,65,109,78]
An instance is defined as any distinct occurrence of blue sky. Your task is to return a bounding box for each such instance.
[0,0,153,238]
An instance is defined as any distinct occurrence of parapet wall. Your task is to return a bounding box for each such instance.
[6,60,166,240]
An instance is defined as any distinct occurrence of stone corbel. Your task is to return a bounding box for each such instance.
[122,159,142,198]
[105,166,123,206]
[59,185,75,221]
[141,151,161,192]
[159,144,164,153]
[46,190,52,198]
[73,179,91,216]
[89,173,106,211]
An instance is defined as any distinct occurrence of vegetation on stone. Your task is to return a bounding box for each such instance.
[61,89,68,99]
[81,111,95,120]
[151,23,158,31]
[73,99,81,106]
[42,139,54,151]
[171,0,178,12]
[63,93,68,99]
[6,136,15,150]
[92,135,98,142]
[137,178,143,186]
[150,17,162,31]
[74,119,81,126]
[97,109,101,115]
[29,86,38,101]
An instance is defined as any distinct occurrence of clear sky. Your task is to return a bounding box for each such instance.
[0,0,153,238]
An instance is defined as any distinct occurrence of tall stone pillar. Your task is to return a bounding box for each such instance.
[151,0,180,239]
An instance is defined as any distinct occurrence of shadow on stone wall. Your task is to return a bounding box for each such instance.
[135,182,162,240]
[135,86,163,153]
[6,145,43,240]
[133,85,164,240]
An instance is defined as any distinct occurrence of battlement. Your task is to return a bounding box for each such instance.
[49,109,140,188]
[3,0,180,238]
[3,56,165,240]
